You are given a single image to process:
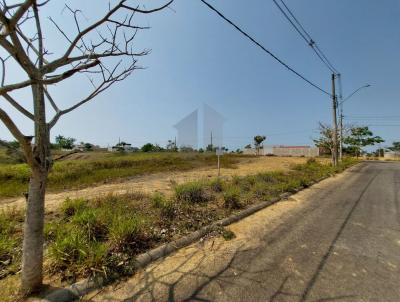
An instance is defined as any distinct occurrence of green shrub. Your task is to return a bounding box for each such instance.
[108,215,145,249]
[151,193,175,217]
[0,209,23,275]
[48,226,107,270]
[222,229,236,240]
[223,186,241,209]
[251,181,270,199]
[209,179,223,192]
[71,208,107,241]
[61,198,88,216]
[175,181,210,203]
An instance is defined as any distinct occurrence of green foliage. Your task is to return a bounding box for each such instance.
[0,158,359,281]
[61,198,88,216]
[0,209,23,277]
[209,179,223,192]
[108,215,145,249]
[151,193,175,217]
[388,141,400,152]
[253,135,266,146]
[254,135,266,155]
[175,181,210,203]
[222,229,236,241]
[55,135,76,150]
[344,127,384,157]
[141,143,163,152]
[223,186,241,209]
[0,152,240,198]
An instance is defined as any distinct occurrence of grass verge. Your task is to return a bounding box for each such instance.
[0,157,358,291]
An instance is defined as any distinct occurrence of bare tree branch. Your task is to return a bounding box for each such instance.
[0,106,33,164]
[2,93,34,119]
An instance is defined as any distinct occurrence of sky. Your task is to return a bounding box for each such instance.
[1,0,399,150]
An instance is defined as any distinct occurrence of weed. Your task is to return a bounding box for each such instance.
[108,214,146,250]
[151,193,175,217]
[61,198,88,217]
[223,186,241,209]
[175,181,210,203]
[222,229,236,240]
[209,178,223,192]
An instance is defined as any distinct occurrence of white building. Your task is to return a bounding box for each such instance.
[243,145,320,157]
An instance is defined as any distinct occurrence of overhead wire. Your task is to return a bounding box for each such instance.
[199,0,332,97]
[272,0,339,75]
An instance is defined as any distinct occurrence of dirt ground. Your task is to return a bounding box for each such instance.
[0,157,311,212]
[81,167,351,302]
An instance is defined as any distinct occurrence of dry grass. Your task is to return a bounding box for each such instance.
[0,152,241,198]
[0,158,358,289]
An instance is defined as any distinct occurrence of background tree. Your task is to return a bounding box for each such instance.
[313,123,335,155]
[387,141,400,152]
[344,126,384,157]
[166,139,177,152]
[253,135,266,155]
[314,122,352,157]
[0,0,173,293]
[55,135,75,149]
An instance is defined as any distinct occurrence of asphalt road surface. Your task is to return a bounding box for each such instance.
[88,161,400,302]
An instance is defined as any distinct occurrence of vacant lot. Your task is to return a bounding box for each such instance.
[0,151,240,199]
[0,158,357,299]
[0,155,314,211]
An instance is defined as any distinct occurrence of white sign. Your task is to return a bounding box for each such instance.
[216,148,223,156]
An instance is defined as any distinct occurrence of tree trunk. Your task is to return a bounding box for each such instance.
[21,82,50,294]
[21,167,47,293]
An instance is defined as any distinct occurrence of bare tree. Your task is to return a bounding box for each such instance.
[313,122,352,157]
[0,0,173,294]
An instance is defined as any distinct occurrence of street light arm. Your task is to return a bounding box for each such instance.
[340,84,371,105]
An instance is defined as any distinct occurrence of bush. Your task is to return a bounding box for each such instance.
[151,193,175,217]
[223,186,241,209]
[209,179,223,192]
[108,215,145,249]
[61,198,88,216]
[175,181,210,203]
[48,226,107,271]
[0,210,23,276]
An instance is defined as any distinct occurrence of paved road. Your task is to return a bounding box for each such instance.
[88,162,400,302]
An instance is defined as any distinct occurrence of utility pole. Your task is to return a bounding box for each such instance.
[331,73,338,167]
[339,104,344,161]
[210,131,213,150]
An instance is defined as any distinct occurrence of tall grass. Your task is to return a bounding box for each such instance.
[0,157,358,281]
[0,152,240,198]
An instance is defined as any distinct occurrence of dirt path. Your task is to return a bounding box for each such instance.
[0,157,308,212]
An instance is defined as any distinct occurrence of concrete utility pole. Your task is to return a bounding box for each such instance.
[331,74,338,167]
[339,104,344,161]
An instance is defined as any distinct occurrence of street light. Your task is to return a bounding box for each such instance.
[339,84,371,160]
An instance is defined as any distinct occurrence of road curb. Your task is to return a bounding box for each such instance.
[40,168,348,302]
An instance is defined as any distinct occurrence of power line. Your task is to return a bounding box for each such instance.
[272,0,339,75]
[199,0,332,97]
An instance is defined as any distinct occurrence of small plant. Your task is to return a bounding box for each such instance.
[108,215,145,250]
[223,186,241,209]
[222,229,236,240]
[151,192,166,208]
[61,198,88,217]
[151,193,175,217]
[175,181,210,203]
[209,178,223,192]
